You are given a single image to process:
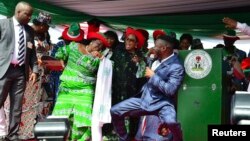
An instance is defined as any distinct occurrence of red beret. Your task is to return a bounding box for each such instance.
[153,29,166,41]
[87,32,110,48]
[125,27,145,49]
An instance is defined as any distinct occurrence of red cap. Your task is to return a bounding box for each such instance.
[62,27,84,42]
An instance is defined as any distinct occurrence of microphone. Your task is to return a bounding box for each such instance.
[147,54,156,68]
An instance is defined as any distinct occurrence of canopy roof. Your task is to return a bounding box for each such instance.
[1,0,250,38]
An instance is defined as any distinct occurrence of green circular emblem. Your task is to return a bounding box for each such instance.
[184,50,212,79]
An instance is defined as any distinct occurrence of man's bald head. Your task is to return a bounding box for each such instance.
[15,1,32,14]
[14,1,33,25]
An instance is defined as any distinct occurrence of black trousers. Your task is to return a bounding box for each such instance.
[0,64,26,140]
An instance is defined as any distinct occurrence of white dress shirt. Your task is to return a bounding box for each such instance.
[151,53,174,71]
[11,17,26,65]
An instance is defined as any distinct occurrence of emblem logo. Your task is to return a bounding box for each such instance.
[184,50,212,79]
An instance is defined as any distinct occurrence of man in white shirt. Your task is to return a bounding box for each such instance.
[0,2,38,141]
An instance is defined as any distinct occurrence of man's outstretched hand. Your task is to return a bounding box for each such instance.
[223,17,237,29]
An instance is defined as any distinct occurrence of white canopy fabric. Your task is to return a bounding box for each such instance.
[41,0,250,16]
[1,0,249,53]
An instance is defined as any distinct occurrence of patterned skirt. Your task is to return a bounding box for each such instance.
[52,83,94,127]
